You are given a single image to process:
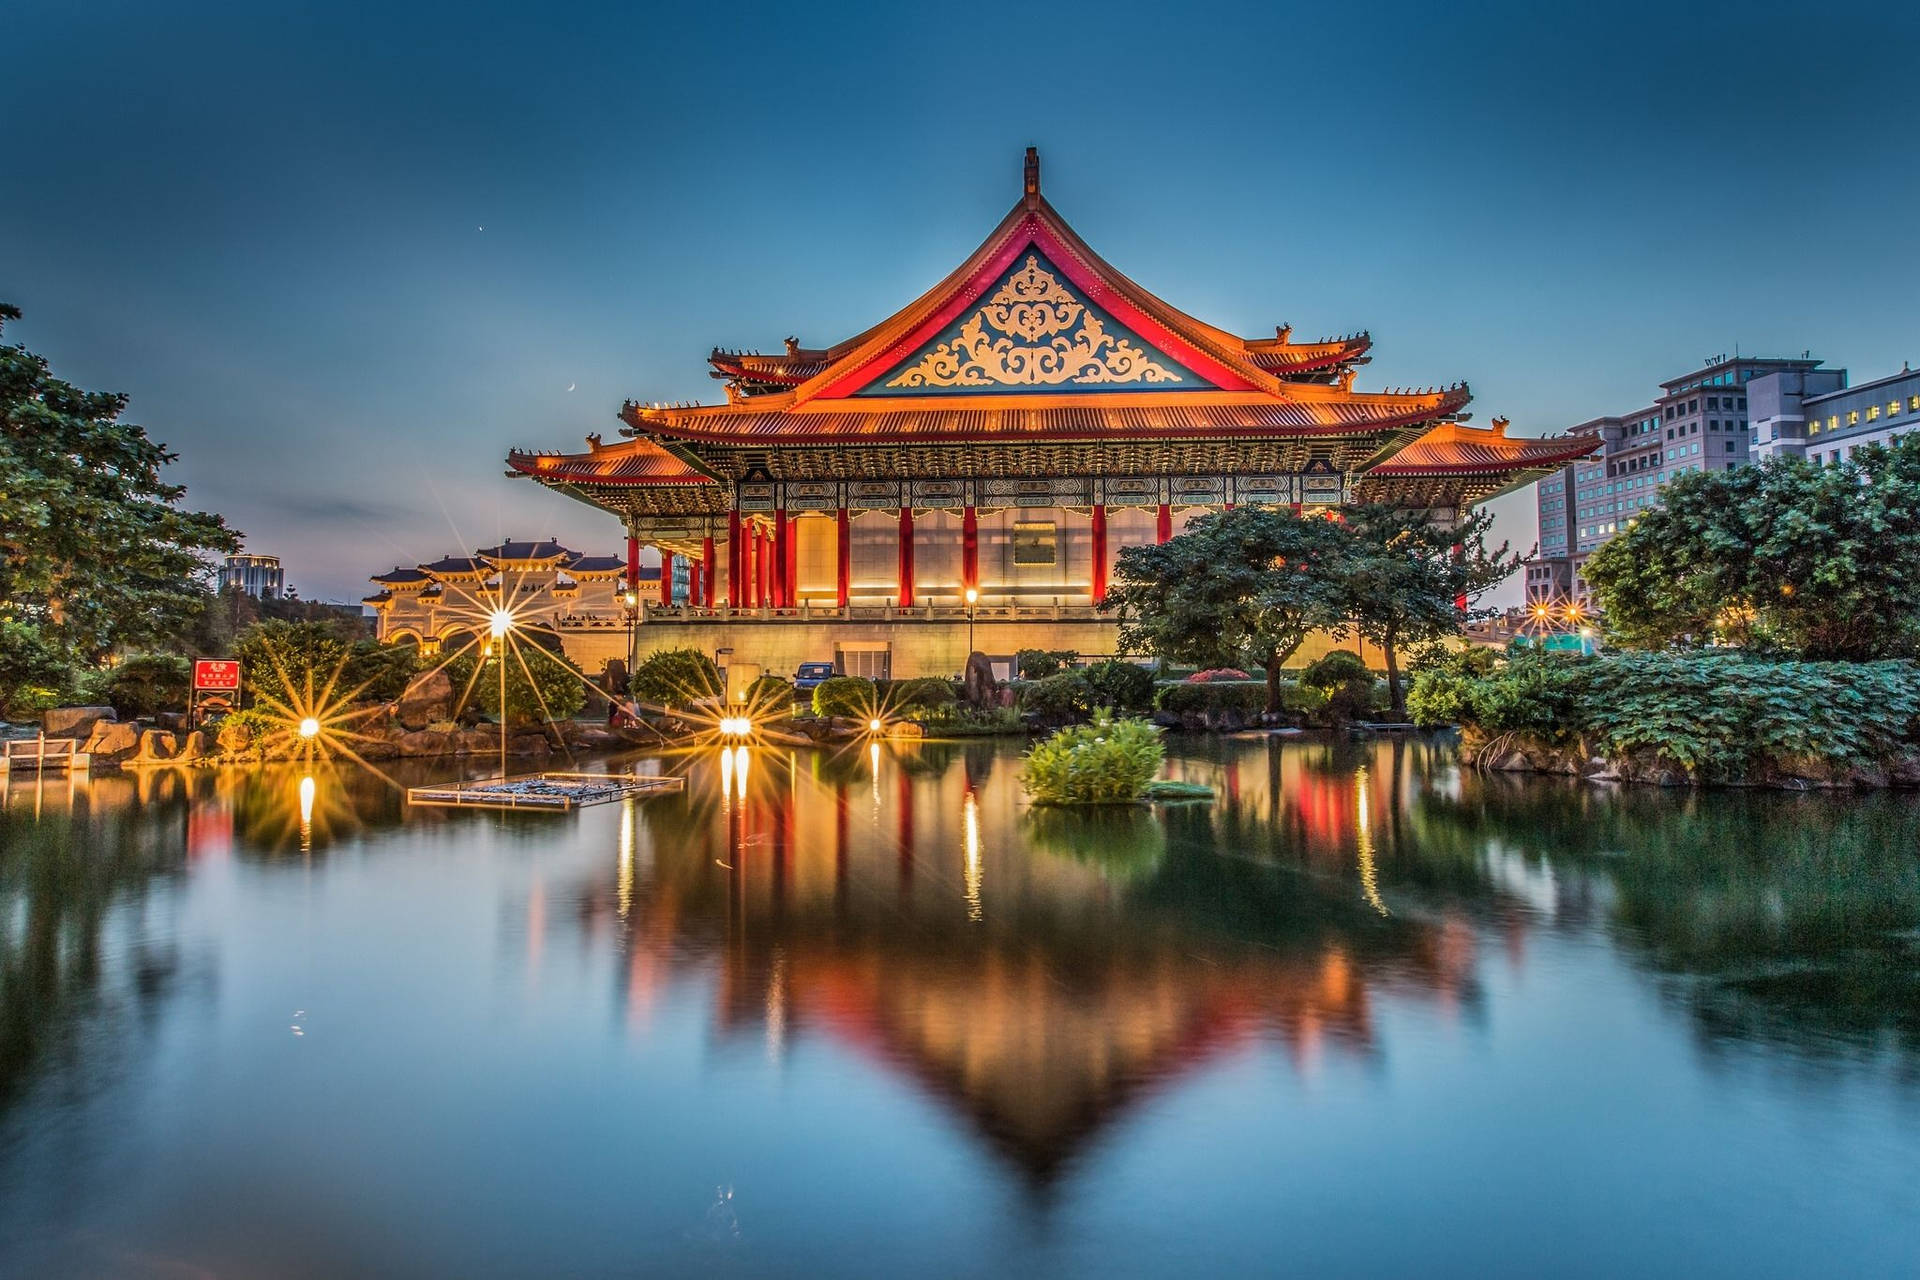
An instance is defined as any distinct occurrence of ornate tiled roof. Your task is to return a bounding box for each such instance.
[508,435,718,486]
[621,386,1471,447]
[564,554,628,575]
[420,556,489,576]
[477,540,573,563]
[371,567,432,586]
[1369,420,1600,474]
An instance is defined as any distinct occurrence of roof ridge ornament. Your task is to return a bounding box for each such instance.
[1024,146,1040,207]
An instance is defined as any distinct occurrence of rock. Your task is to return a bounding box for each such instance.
[175,729,211,761]
[886,721,924,739]
[457,728,500,757]
[397,730,450,757]
[963,652,997,708]
[567,727,623,751]
[216,720,256,754]
[155,711,188,733]
[42,706,115,739]
[136,729,178,761]
[1891,756,1920,788]
[83,721,142,764]
[396,668,455,731]
[509,734,552,763]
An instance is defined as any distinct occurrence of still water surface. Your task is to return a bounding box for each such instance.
[2,736,1918,1278]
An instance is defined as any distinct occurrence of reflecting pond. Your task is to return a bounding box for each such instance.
[3,736,1918,1278]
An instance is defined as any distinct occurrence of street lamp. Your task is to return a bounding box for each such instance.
[622,589,639,678]
[964,586,978,659]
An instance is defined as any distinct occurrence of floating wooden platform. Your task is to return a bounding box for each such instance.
[407,771,685,811]
[2,737,89,773]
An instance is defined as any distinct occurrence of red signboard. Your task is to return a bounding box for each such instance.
[193,659,242,691]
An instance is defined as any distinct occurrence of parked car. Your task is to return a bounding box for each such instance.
[793,662,837,694]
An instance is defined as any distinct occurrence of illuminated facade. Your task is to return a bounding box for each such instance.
[512,151,1595,677]
[362,540,661,650]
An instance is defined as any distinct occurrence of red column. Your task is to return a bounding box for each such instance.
[688,560,702,609]
[1155,503,1172,544]
[702,536,717,609]
[757,525,772,608]
[1090,504,1108,604]
[897,507,915,608]
[961,505,979,597]
[725,511,741,608]
[660,553,674,605]
[785,517,799,607]
[625,534,640,592]
[836,508,851,607]
[772,508,790,608]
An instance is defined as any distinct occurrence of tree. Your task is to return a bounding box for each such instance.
[0,619,72,717]
[1105,506,1352,713]
[0,304,239,660]
[442,644,586,726]
[1583,438,1920,660]
[234,621,419,712]
[1341,504,1522,719]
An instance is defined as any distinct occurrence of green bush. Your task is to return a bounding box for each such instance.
[0,621,74,718]
[890,677,959,711]
[1019,671,1095,719]
[1022,713,1166,804]
[912,704,1026,736]
[441,645,588,725]
[813,675,877,719]
[629,647,722,706]
[745,674,795,709]
[346,641,420,703]
[1015,648,1077,679]
[85,654,191,718]
[1081,659,1156,713]
[1155,680,1268,717]
[1408,650,1920,781]
[1300,650,1378,723]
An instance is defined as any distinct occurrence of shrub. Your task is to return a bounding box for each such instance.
[345,641,419,703]
[1021,713,1166,804]
[813,675,877,719]
[1015,648,1077,679]
[913,704,1026,736]
[890,677,959,711]
[1081,659,1155,713]
[629,647,722,707]
[441,645,588,725]
[1019,671,1095,720]
[235,621,346,710]
[1300,650,1378,724]
[1187,667,1252,682]
[745,674,794,710]
[0,621,74,718]
[84,654,191,718]
[1155,680,1268,717]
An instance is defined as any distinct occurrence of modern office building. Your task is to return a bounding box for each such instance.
[1526,355,1823,604]
[1750,363,1920,464]
[221,553,285,599]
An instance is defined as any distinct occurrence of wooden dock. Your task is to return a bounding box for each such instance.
[2,736,89,773]
[406,770,684,811]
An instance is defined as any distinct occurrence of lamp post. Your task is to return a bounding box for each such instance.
[964,586,978,662]
[623,589,639,681]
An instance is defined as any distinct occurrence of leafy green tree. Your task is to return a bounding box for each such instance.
[629,647,722,707]
[233,622,417,711]
[0,304,238,660]
[1340,504,1522,719]
[812,676,876,719]
[442,645,587,725]
[81,654,191,718]
[0,619,73,717]
[1583,438,1920,659]
[1106,505,1352,713]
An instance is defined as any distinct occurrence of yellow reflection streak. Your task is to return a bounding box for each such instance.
[298,775,316,854]
[1355,765,1387,917]
[963,790,983,922]
[617,801,634,920]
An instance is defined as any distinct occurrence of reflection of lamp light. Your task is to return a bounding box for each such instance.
[298,717,320,739]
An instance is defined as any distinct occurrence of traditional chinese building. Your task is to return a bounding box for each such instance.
[509,151,1596,679]
[363,540,663,651]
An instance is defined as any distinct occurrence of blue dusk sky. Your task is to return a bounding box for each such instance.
[5,0,1917,602]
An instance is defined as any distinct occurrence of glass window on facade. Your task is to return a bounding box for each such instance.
[1012,521,1058,566]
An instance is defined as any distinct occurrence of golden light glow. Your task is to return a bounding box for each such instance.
[718,715,754,738]
[298,716,321,740]
[488,608,514,638]
[964,587,979,605]
[963,789,983,923]
[868,718,883,733]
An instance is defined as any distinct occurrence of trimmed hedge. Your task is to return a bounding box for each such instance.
[890,676,959,710]
[630,647,722,707]
[813,675,877,719]
[1019,671,1094,719]
[1155,680,1268,717]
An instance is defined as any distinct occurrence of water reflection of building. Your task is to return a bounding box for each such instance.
[573,743,1482,1182]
